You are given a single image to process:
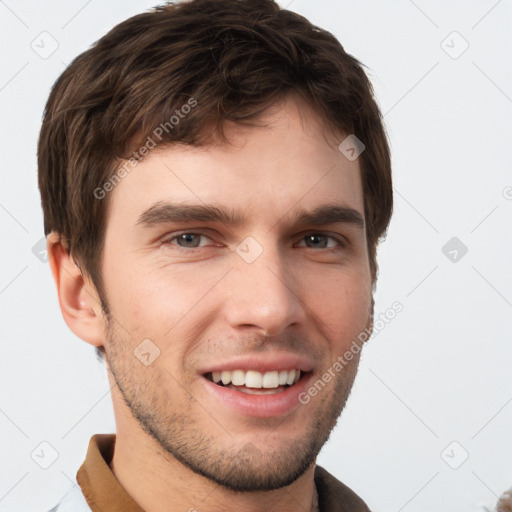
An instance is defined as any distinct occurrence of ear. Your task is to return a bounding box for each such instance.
[46,232,105,348]
[365,297,374,341]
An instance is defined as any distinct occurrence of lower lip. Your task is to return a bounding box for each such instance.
[200,373,313,418]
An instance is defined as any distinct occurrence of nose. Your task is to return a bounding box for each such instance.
[223,238,307,337]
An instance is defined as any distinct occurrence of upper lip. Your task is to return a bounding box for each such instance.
[198,353,315,375]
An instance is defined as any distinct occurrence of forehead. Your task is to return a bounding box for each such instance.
[104,95,364,232]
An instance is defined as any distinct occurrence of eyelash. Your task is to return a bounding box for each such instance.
[161,231,347,252]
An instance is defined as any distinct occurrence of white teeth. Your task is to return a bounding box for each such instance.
[245,370,262,388]
[262,370,279,388]
[226,384,283,395]
[208,369,302,388]
[231,369,245,386]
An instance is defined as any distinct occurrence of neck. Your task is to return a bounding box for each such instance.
[109,430,319,512]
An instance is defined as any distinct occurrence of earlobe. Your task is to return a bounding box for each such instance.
[46,232,105,348]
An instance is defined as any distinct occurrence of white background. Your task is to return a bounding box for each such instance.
[0,1,511,511]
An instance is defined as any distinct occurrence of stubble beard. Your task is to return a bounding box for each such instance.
[104,318,360,493]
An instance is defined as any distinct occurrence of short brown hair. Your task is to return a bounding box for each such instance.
[37,0,392,362]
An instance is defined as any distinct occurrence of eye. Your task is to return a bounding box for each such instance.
[297,233,345,250]
[162,232,214,250]
[161,231,346,252]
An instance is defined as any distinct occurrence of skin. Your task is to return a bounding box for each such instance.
[48,93,374,512]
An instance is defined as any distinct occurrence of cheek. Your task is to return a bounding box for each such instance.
[105,261,224,340]
[303,268,372,345]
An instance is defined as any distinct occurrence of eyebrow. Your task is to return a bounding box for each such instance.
[135,201,365,230]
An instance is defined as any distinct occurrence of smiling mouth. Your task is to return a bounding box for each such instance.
[203,369,309,395]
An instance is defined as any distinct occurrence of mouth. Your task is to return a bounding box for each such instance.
[200,366,313,418]
[203,368,307,395]
[198,353,315,417]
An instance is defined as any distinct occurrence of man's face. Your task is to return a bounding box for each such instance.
[99,95,373,491]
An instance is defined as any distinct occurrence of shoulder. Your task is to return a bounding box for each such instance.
[45,484,91,512]
[314,465,371,511]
